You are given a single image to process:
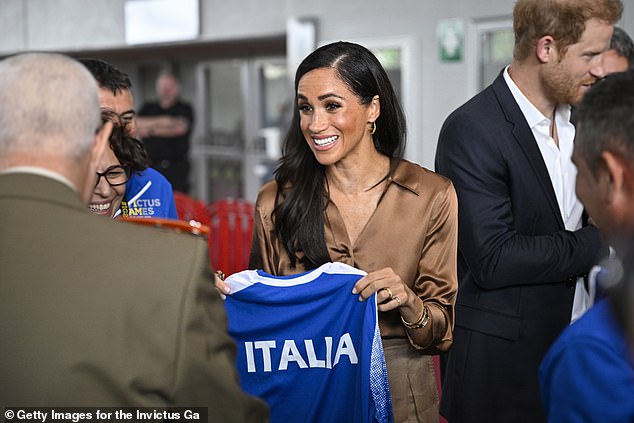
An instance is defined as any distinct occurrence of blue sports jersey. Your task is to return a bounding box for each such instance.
[224,262,393,423]
[114,167,178,219]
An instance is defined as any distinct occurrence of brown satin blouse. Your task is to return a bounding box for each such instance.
[249,159,458,352]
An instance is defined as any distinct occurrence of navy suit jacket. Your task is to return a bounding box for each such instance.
[435,71,604,423]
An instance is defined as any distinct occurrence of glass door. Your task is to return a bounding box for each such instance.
[192,57,291,204]
[192,59,246,203]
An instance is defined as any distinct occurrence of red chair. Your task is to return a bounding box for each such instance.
[207,198,254,276]
[173,191,211,226]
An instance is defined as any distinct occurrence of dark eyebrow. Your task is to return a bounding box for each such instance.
[318,93,344,101]
[297,93,345,101]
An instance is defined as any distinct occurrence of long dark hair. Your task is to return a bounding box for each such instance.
[273,41,406,269]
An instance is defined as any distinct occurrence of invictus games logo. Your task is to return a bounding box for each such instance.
[127,198,161,216]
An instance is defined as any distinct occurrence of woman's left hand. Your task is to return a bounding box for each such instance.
[353,267,427,333]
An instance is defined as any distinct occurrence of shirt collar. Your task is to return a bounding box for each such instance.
[503,67,573,135]
[387,159,420,196]
[0,166,77,191]
[503,66,551,129]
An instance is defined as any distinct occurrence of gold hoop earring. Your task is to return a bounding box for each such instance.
[370,121,376,135]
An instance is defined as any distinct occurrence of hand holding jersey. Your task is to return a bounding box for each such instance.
[223,262,394,423]
[354,267,431,333]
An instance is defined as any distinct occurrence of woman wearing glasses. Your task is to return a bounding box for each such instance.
[89,112,149,217]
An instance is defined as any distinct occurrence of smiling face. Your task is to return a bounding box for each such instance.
[541,18,614,105]
[297,67,379,167]
[89,146,126,217]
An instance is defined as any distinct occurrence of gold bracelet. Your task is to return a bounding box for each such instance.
[401,304,429,329]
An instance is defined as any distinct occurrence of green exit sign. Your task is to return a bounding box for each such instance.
[438,19,464,62]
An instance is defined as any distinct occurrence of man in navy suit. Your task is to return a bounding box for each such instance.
[435,0,622,421]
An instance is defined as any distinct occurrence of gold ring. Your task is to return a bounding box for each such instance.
[394,296,401,305]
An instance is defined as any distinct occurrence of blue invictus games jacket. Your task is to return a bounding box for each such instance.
[224,262,394,423]
[539,299,634,422]
[114,167,178,219]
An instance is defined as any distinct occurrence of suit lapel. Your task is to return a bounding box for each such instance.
[491,73,564,229]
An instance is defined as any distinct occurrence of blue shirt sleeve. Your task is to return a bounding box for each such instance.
[539,303,634,422]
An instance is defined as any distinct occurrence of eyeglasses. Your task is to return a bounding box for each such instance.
[95,165,130,187]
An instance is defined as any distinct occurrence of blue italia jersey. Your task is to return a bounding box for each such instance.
[225,262,393,423]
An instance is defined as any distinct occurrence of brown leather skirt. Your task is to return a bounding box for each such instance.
[382,338,439,423]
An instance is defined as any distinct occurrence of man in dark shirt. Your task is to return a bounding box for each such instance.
[138,72,194,193]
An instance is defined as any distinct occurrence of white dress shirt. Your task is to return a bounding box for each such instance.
[503,67,590,323]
